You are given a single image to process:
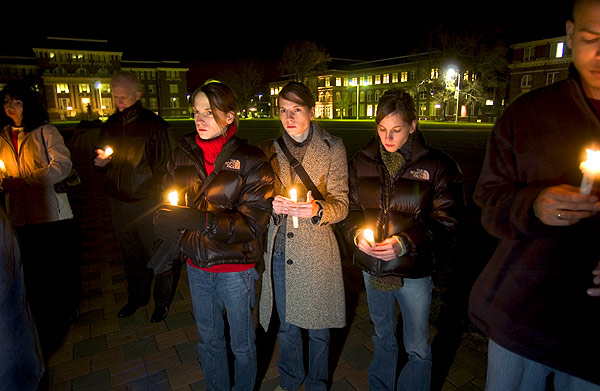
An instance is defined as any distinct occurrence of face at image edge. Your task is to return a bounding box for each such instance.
[3,95,24,126]
[377,112,416,153]
[193,92,233,140]
[279,97,315,139]
[567,0,600,99]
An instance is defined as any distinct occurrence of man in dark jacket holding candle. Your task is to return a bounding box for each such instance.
[470,0,600,388]
[94,71,177,323]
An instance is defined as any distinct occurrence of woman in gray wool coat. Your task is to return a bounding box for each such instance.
[258,81,348,391]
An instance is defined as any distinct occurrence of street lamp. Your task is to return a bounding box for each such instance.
[446,67,461,123]
[95,82,104,119]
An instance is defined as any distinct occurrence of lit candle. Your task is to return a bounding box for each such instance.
[104,146,113,156]
[363,228,375,247]
[0,160,5,178]
[290,188,299,228]
[167,190,179,206]
[580,149,600,195]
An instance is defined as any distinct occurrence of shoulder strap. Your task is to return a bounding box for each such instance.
[276,136,324,201]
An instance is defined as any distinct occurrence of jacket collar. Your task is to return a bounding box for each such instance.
[117,100,143,124]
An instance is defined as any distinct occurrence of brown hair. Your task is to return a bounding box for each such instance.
[190,80,239,129]
[279,81,315,109]
[375,88,417,125]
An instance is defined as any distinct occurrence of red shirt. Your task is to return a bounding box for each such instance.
[187,125,254,273]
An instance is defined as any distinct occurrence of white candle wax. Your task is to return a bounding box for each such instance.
[580,149,600,195]
[363,228,375,247]
[290,188,299,228]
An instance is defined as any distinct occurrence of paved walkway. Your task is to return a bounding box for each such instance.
[42,128,488,391]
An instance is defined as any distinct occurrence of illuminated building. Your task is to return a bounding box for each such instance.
[0,37,189,121]
[269,53,506,123]
[507,36,571,103]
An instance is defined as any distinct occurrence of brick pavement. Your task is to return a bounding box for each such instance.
[43,128,488,390]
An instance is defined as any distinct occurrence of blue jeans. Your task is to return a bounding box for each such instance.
[187,264,258,391]
[363,272,433,391]
[273,250,330,391]
[486,339,599,391]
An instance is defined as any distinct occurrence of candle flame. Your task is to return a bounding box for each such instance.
[0,160,5,172]
[580,149,600,174]
[104,146,113,156]
[363,228,375,246]
[168,190,179,206]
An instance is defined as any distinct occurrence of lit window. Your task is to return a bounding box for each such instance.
[392,73,398,83]
[367,105,373,116]
[56,84,69,93]
[383,74,390,83]
[336,77,342,87]
[431,68,439,79]
[401,72,408,82]
[78,84,90,93]
[343,78,349,87]
[270,88,275,95]
[325,77,331,87]
[551,42,565,58]
[486,100,494,106]
[375,75,381,84]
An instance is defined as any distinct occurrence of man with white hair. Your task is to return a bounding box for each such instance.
[95,71,177,323]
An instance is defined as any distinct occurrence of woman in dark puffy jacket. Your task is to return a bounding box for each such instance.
[342,88,464,391]
[153,81,274,391]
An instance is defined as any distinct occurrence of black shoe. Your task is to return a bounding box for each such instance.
[150,305,169,323]
[117,303,139,318]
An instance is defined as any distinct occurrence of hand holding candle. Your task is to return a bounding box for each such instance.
[94,146,113,167]
[363,228,375,247]
[580,149,600,195]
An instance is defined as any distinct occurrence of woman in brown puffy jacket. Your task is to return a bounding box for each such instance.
[153,81,274,391]
[342,88,464,391]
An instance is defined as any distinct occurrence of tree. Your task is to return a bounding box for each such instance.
[278,40,331,82]
[218,59,264,118]
[422,24,509,120]
[336,88,353,119]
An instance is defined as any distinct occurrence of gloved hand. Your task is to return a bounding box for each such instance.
[154,219,183,243]
[154,205,208,231]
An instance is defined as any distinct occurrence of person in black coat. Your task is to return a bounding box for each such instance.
[343,88,464,391]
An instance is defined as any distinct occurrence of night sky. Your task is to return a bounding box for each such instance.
[1,2,572,87]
